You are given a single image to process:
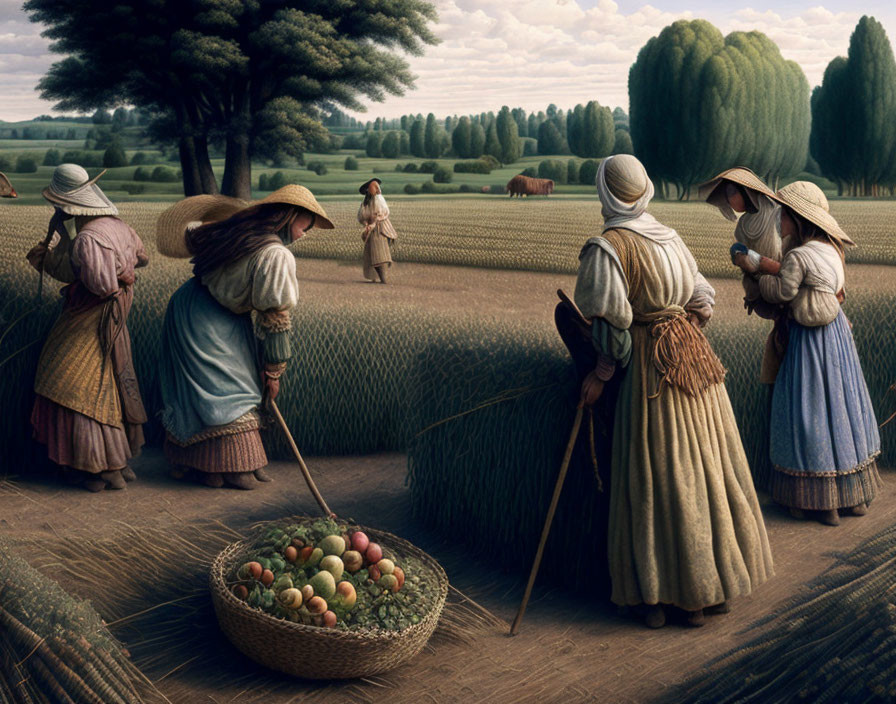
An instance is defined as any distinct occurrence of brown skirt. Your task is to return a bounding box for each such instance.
[31,394,144,474]
[769,458,881,511]
[164,429,267,474]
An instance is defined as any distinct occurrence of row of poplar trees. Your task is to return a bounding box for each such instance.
[811,16,896,196]
[629,16,896,199]
[366,104,629,163]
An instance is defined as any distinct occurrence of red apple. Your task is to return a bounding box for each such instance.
[365,543,383,564]
[351,531,370,554]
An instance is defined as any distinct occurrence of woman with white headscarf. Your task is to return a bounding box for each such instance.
[574,155,773,628]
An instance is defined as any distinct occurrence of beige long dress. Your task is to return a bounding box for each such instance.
[576,227,774,611]
[358,194,396,281]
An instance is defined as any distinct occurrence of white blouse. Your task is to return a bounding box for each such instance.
[202,243,299,315]
[759,240,844,326]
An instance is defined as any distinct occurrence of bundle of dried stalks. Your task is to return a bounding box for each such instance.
[0,537,169,704]
[12,519,506,702]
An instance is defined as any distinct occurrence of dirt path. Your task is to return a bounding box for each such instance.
[298,259,896,324]
[2,450,893,703]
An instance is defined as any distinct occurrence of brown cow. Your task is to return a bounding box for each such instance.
[0,172,16,198]
[506,174,554,197]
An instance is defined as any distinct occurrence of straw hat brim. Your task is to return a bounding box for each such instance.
[251,185,334,229]
[771,190,856,247]
[42,169,118,216]
[156,195,250,258]
[698,167,776,203]
[359,178,382,195]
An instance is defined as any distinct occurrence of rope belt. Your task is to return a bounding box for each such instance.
[633,307,726,399]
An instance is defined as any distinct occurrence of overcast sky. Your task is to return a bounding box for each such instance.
[1,0,895,122]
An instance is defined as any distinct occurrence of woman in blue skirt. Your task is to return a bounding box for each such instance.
[734,181,881,525]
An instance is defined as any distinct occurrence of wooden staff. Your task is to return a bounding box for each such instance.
[510,400,585,636]
[268,399,335,518]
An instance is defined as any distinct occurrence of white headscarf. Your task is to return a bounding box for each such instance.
[597,155,677,243]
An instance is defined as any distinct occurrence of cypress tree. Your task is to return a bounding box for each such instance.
[381,131,401,158]
[537,120,564,155]
[424,113,441,158]
[410,118,425,157]
[484,121,502,161]
[452,116,473,158]
[469,121,486,158]
[496,106,522,164]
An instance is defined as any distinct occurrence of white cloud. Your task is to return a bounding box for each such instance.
[0,1,892,121]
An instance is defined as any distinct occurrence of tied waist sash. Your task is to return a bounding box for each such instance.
[632,305,726,398]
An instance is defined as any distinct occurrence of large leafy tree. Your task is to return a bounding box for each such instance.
[629,20,809,198]
[811,16,896,195]
[26,0,438,198]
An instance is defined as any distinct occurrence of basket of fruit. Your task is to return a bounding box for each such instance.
[210,516,449,679]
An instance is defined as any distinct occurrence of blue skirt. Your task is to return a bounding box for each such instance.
[769,310,880,509]
[159,278,263,443]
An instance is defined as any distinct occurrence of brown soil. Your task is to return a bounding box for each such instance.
[2,448,893,704]
[298,259,896,323]
[3,259,894,703]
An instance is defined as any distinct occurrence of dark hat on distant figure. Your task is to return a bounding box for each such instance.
[359,178,382,195]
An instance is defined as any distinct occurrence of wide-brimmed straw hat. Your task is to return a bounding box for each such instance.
[698,167,776,222]
[250,185,334,229]
[359,178,381,195]
[771,181,855,247]
[156,194,250,258]
[156,185,334,259]
[42,163,118,216]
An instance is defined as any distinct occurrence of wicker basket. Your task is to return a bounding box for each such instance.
[210,524,448,680]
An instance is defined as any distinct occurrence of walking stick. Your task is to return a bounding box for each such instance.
[510,400,585,636]
[268,399,336,518]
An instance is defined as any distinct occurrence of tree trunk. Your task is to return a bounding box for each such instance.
[195,135,219,195]
[221,134,252,199]
[178,136,203,197]
[221,85,252,199]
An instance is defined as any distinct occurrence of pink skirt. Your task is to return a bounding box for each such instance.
[31,395,144,474]
[164,430,267,474]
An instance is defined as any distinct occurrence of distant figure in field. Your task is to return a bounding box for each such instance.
[0,172,17,198]
[156,186,333,490]
[506,174,554,197]
[25,164,148,492]
[734,181,881,527]
[357,178,396,284]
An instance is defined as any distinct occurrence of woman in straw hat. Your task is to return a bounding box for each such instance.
[700,167,788,488]
[575,154,773,628]
[734,181,881,526]
[157,185,333,490]
[357,178,396,284]
[25,163,149,492]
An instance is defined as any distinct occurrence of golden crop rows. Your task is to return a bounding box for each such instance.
[2,200,894,283]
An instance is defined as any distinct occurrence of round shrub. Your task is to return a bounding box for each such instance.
[567,159,580,185]
[103,143,128,168]
[421,181,437,193]
[579,159,599,186]
[403,163,419,173]
[43,149,62,166]
[133,167,151,182]
[433,166,453,183]
[459,184,473,193]
[258,173,270,190]
[130,151,150,165]
[344,156,359,170]
[150,166,179,182]
[537,159,566,184]
[395,163,405,172]
[453,159,492,174]
[404,183,420,195]
[419,161,438,174]
[479,154,501,170]
[521,167,537,177]
[14,156,38,173]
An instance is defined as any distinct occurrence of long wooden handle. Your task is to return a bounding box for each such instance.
[510,403,585,636]
[269,399,335,518]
